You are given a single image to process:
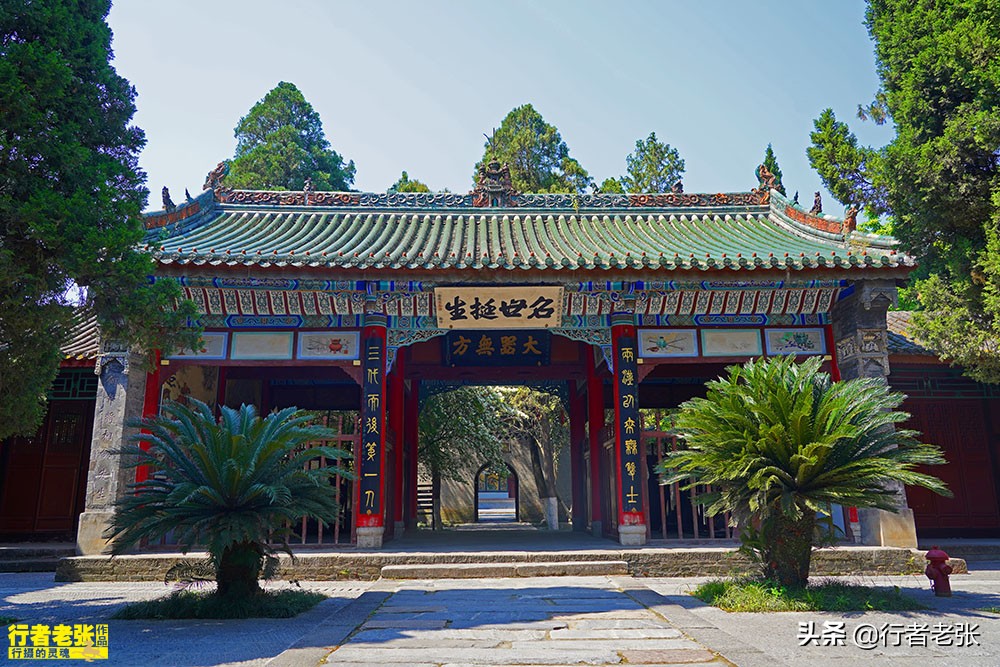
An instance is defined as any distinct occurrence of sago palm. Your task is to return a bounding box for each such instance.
[658,355,950,588]
[107,399,352,598]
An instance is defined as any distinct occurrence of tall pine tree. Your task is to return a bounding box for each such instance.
[388,171,431,193]
[620,132,685,193]
[0,1,197,438]
[807,0,1000,382]
[228,82,355,191]
[475,105,590,194]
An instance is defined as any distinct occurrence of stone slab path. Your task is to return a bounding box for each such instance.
[308,576,728,666]
[6,568,1000,666]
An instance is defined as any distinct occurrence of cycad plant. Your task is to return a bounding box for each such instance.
[658,355,950,588]
[107,399,351,598]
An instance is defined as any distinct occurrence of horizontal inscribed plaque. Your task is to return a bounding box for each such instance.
[434,286,563,329]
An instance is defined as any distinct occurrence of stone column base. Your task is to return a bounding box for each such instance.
[356,526,384,549]
[393,521,405,540]
[618,524,647,546]
[590,520,603,538]
[76,511,116,556]
[860,508,918,548]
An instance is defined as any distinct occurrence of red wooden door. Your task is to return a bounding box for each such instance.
[0,400,94,536]
[905,398,1000,537]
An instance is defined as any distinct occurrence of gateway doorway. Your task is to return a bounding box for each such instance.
[474,462,519,522]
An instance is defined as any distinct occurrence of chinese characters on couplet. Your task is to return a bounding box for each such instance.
[434,287,563,329]
[359,336,384,515]
[7,623,109,660]
[616,336,642,515]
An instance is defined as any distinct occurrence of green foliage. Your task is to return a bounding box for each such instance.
[598,177,625,194]
[388,171,431,193]
[504,387,569,498]
[107,399,351,598]
[761,144,786,195]
[691,579,925,612]
[227,82,355,191]
[418,387,512,481]
[809,1,1000,378]
[0,1,199,438]
[476,104,590,194]
[806,109,888,215]
[658,355,949,587]
[911,270,1000,383]
[111,589,325,620]
[620,132,685,193]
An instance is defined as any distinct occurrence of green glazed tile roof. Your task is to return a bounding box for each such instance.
[62,311,99,360]
[886,311,935,356]
[146,189,911,272]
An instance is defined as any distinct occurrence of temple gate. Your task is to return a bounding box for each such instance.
[75,163,918,552]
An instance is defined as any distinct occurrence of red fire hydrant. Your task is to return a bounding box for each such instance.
[925,546,953,597]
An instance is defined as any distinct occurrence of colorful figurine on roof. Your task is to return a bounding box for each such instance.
[162,187,175,212]
[809,191,823,215]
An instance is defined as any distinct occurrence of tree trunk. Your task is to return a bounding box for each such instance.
[542,496,559,530]
[762,514,815,588]
[216,541,263,598]
[528,437,559,529]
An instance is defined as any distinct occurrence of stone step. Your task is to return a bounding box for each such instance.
[0,545,75,561]
[57,546,936,582]
[918,543,1000,562]
[380,560,630,579]
[0,558,65,573]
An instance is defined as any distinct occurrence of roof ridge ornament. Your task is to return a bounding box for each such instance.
[809,191,823,215]
[203,161,232,201]
[471,159,518,207]
[755,163,778,192]
[844,204,859,233]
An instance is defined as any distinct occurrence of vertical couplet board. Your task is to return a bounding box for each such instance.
[612,325,644,527]
[358,328,386,528]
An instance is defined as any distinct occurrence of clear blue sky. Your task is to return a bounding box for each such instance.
[108,1,893,212]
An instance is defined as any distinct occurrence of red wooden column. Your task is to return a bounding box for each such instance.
[405,380,420,528]
[569,379,587,532]
[586,348,604,537]
[135,351,162,485]
[357,317,388,548]
[389,350,406,539]
[824,323,841,382]
[611,314,647,545]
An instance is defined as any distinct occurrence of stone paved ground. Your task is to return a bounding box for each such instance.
[3,566,1000,666]
[0,573,374,666]
[639,564,1000,667]
[316,576,726,666]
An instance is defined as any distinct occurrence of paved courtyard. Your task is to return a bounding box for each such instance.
[2,565,999,666]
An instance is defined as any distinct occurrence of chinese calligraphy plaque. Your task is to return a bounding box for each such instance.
[434,286,563,329]
[444,330,551,366]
